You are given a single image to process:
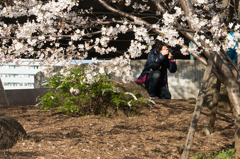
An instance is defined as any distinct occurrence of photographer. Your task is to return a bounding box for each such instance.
[136,41,177,99]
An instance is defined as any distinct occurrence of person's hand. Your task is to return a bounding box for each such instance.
[160,47,169,56]
[168,53,173,60]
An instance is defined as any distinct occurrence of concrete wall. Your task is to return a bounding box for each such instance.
[0,88,50,105]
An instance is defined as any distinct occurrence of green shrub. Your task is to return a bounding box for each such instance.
[36,64,149,116]
[190,148,234,159]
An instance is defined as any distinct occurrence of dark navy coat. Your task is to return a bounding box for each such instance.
[137,49,177,87]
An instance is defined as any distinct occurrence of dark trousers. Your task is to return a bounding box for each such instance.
[145,70,171,99]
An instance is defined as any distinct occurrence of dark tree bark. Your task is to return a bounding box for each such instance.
[216,54,240,157]
[209,78,221,134]
[181,51,216,159]
[238,52,240,85]
[220,0,229,23]
[235,118,240,157]
[228,0,234,23]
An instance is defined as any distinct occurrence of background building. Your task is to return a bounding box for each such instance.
[0,60,46,90]
[0,59,105,90]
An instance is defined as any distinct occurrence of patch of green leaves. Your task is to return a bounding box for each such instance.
[190,149,234,159]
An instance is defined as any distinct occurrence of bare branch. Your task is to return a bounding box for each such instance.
[179,0,194,29]
[175,28,195,33]
[0,31,102,40]
[169,0,181,12]
[151,0,166,13]
[67,20,142,28]
[97,0,151,27]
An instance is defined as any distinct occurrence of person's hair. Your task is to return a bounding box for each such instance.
[155,41,168,54]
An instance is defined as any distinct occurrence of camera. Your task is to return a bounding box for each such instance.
[169,48,174,55]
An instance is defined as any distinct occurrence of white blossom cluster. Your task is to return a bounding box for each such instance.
[132,2,150,12]
[70,87,80,95]
[0,0,239,87]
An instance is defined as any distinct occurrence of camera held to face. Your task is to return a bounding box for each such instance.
[169,48,174,55]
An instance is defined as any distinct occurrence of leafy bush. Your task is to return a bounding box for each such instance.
[190,148,234,159]
[36,64,149,116]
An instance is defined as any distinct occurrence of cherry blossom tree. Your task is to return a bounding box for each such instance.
[1,0,240,158]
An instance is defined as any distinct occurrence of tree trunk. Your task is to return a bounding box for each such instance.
[181,51,216,159]
[235,118,240,158]
[228,0,234,23]
[237,50,240,85]
[232,0,240,21]
[209,78,221,134]
[225,83,240,157]
[220,0,229,23]
[238,0,240,22]
[213,54,240,157]
[235,16,240,157]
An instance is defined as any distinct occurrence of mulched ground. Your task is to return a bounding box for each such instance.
[0,99,235,159]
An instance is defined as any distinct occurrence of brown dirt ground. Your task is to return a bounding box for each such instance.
[0,99,235,159]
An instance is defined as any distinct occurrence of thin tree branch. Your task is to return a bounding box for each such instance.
[67,20,141,28]
[175,28,195,32]
[0,31,102,40]
[97,0,151,27]
[179,0,194,29]
[151,0,167,12]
